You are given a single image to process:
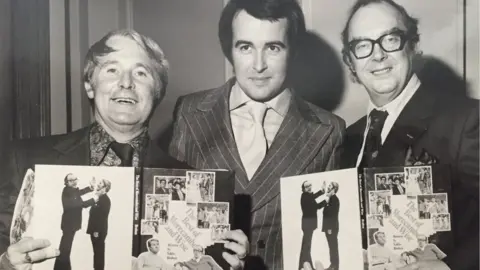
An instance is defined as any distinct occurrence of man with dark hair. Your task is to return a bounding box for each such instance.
[168,0,345,268]
[341,0,479,269]
[0,29,190,269]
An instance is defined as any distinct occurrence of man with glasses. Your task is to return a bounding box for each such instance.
[340,0,478,269]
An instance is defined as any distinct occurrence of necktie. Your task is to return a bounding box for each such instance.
[360,109,388,168]
[242,102,268,180]
[110,141,134,166]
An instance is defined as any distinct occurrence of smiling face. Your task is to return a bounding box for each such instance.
[347,2,415,106]
[85,35,158,134]
[231,10,289,102]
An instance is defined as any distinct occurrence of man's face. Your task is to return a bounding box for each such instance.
[149,240,160,254]
[66,174,79,188]
[193,248,202,259]
[303,182,312,193]
[96,181,105,192]
[231,10,289,102]
[175,183,181,190]
[347,3,414,105]
[380,177,386,184]
[85,35,158,133]
[376,232,386,246]
[327,183,334,193]
[160,180,166,188]
[417,237,427,248]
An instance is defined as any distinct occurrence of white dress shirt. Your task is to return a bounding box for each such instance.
[229,83,291,169]
[356,74,421,166]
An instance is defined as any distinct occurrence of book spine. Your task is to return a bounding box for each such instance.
[132,168,142,256]
[358,171,367,249]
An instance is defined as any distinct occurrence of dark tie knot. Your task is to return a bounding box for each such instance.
[369,109,389,122]
[110,141,134,166]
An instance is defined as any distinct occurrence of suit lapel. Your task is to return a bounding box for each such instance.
[345,117,367,168]
[375,85,435,166]
[182,80,249,189]
[248,96,334,211]
[52,127,90,165]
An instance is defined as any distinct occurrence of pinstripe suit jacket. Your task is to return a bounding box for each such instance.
[167,79,345,269]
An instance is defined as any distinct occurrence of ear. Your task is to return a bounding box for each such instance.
[84,81,95,99]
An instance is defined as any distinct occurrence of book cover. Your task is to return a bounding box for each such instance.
[280,168,364,270]
[132,168,235,270]
[24,165,135,270]
[362,165,453,269]
[11,166,235,270]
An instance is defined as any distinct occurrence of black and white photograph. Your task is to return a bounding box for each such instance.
[281,169,363,270]
[210,224,230,243]
[404,166,433,196]
[153,176,171,195]
[186,171,215,203]
[368,191,392,218]
[145,194,170,224]
[417,193,449,219]
[26,165,134,270]
[197,202,229,229]
[374,173,405,194]
[433,213,451,231]
[367,214,384,228]
[141,220,159,235]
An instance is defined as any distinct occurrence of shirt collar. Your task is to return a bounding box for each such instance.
[229,82,291,117]
[367,73,421,115]
[89,122,149,165]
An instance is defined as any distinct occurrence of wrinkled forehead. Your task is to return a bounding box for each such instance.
[348,2,407,41]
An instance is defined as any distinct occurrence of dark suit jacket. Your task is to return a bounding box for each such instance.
[167,79,345,269]
[171,190,185,201]
[87,195,111,236]
[0,125,190,254]
[318,194,339,232]
[344,84,479,270]
[300,190,324,232]
[61,186,95,232]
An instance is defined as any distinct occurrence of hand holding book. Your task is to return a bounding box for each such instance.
[1,237,59,269]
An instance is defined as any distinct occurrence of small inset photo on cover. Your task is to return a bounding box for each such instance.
[141,220,159,235]
[374,172,405,195]
[417,193,448,219]
[368,190,392,218]
[210,224,230,243]
[186,171,215,203]
[145,194,169,224]
[432,213,451,231]
[197,202,229,229]
[404,166,433,196]
[367,214,384,228]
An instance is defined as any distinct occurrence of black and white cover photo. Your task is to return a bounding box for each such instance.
[23,165,135,270]
[280,168,364,270]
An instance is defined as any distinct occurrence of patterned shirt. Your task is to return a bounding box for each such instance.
[89,122,149,167]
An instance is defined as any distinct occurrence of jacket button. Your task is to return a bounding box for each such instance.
[257,240,265,249]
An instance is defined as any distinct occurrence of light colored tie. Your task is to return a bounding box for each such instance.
[242,102,268,180]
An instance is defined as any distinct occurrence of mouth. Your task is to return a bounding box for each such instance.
[370,67,393,76]
[111,97,137,105]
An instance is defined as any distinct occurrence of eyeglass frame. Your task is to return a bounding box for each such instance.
[347,30,414,59]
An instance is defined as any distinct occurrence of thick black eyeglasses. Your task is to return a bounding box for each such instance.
[348,31,409,59]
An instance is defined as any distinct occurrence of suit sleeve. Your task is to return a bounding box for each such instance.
[168,96,187,162]
[62,189,95,210]
[325,117,346,171]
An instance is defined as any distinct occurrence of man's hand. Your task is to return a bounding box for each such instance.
[1,237,59,269]
[301,261,325,270]
[398,260,450,270]
[90,177,96,190]
[220,229,249,270]
[93,232,99,238]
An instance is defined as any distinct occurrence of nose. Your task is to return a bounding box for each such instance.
[253,50,267,72]
[119,71,135,90]
[371,43,387,61]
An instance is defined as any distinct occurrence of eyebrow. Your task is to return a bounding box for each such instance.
[100,60,154,74]
[350,27,405,42]
[234,40,287,49]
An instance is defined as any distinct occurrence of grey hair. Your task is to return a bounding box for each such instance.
[83,29,169,102]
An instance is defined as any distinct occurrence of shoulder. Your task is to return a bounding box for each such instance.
[10,127,88,154]
[300,98,346,129]
[174,87,226,114]
[346,115,367,136]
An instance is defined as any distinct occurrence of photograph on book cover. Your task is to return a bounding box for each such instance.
[280,168,364,270]
[134,168,234,270]
[364,166,451,270]
[24,165,135,270]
